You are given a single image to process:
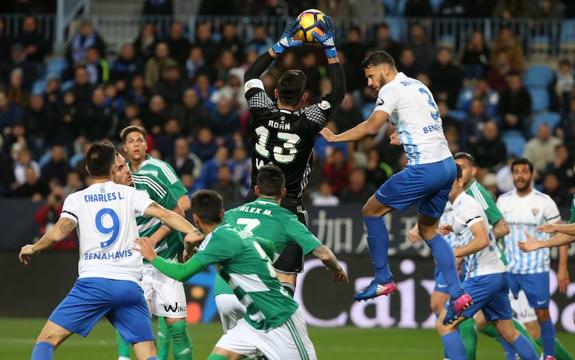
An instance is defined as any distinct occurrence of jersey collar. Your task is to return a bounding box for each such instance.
[254,197,279,206]
[452,191,466,207]
[464,179,477,191]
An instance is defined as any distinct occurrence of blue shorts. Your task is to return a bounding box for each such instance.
[460,273,512,321]
[374,157,456,219]
[507,272,550,309]
[49,278,154,343]
[433,266,449,294]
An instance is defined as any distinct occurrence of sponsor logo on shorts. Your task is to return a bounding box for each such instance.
[163,303,186,313]
[536,300,547,306]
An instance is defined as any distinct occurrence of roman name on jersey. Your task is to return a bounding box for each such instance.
[84,192,125,203]
[267,120,291,130]
[236,205,273,217]
[84,249,133,260]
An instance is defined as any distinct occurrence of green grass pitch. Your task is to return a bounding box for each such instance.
[1,318,573,359]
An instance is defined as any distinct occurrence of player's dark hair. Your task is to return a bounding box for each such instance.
[191,190,224,224]
[120,125,147,143]
[453,152,476,166]
[511,158,534,173]
[86,141,116,177]
[277,70,307,107]
[456,164,463,180]
[361,50,396,69]
[257,164,286,197]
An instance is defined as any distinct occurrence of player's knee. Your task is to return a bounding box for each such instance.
[362,197,390,217]
[495,322,518,344]
[525,321,541,340]
[36,333,63,348]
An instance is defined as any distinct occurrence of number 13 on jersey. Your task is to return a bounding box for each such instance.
[254,126,301,164]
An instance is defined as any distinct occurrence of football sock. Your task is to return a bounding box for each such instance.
[459,318,477,360]
[115,330,131,359]
[496,335,517,360]
[536,337,573,360]
[427,234,464,299]
[207,354,228,360]
[363,216,392,283]
[539,319,556,356]
[167,320,193,360]
[157,317,171,360]
[511,334,539,360]
[31,341,54,360]
[441,331,467,360]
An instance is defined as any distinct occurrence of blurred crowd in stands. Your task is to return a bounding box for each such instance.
[0,0,575,233]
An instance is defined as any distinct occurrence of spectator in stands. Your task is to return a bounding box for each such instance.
[1,43,37,90]
[498,72,531,133]
[524,123,562,174]
[111,43,143,82]
[155,65,188,106]
[556,59,573,112]
[407,23,434,69]
[168,137,202,178]
[311,180,339,206]
[460,31,490,79]
[332,93,362,133]
[85,47,109,85]
[301,51,322,95]
[84,87,116,141]
[444,123,461,154]
[214,49,238,87]
[23,94,52,146]
[245,24,272,56]
[404,0,433,17]
[493,0,538,19]
[66,19,106,67]
[0,18,11,62]
[462,98,489,146]
[133,23,158,60]
[43,75,60,113]
[8,68,30,109]
[263,0,289,16]
[212,72,247,111]
[166,21,190,63]
[118,102,140,130]
[490,27,525,72]
[103,83,124,118]
[473,120,507,170]
[128,74,152,108]
[63,170,84,196]
[428,47,464,107]
[192,22,220,63]
[482,173,499,198]
[15,15,49,66]
[185,46,211,81]
[154,118,181,159]
[543,173,570,207]
[15,165,47,201]
[209,98,240,140]
[211,165,242,202]
[190,127,218,162]
[397,48,421,78]
[219,23,244,63]
[70,65,94,107]
[317,0,351,17]
[340,168,376,203]
[323,148,352,196]
[341,26,367,83]
[193,73,216,112]
[197,146,229,189]
[537,0,563,18]
[370,23,403,61]
[229,146,250,195]
[55,91,78,147]
[143,94,170,135]
[41,145,70,186]
[176,88,209,136]
[457,78,498,118]
[144,41,177,89]
[12,144,37,182]
[0,90,23,134]
[142,0,173,17]
[544,144,575,191]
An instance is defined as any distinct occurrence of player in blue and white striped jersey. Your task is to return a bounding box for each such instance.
[435,165,539,360]
[496,158,568,360]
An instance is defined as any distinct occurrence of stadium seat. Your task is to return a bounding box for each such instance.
[523,65,554,89]
[527,88,550,112]
[530,111,560,136]
[502,131,526,157]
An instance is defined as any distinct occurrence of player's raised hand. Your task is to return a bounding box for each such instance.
[320,127,336,142]
[557,267,570,294]
[331,267,349,283]
[312,16,337,58]
[18,244,35,265]
[518,230,543,253]
[272,19,302,55]
[134,237,157,262]
[537,223,556,234]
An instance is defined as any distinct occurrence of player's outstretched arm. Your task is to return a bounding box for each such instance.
[144,202,204,244]
[313,16,346,108]
[312,245,348,283]
[453,220,490,257]
[518,230,575,252]
[147,204,185,247]
[320,110,388,143]
[557,244,570,293]
[136,238,205,282]
[539,222,575,236]
[19,217,76,265]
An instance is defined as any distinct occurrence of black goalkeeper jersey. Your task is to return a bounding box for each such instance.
[246,85,334,201]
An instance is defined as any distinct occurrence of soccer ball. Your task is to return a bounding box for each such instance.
[294,9,326,43]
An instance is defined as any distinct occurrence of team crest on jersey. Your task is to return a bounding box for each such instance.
[531,208,540,216]
[318,100,331,110]
[376,97,384,106]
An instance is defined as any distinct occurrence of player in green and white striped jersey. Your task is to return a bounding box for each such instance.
[114,139,194,360]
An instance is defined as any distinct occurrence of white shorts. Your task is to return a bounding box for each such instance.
[215,308,317,360]
[215,294,246,333]
[142,263,187,318]
[509,289,537,324]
